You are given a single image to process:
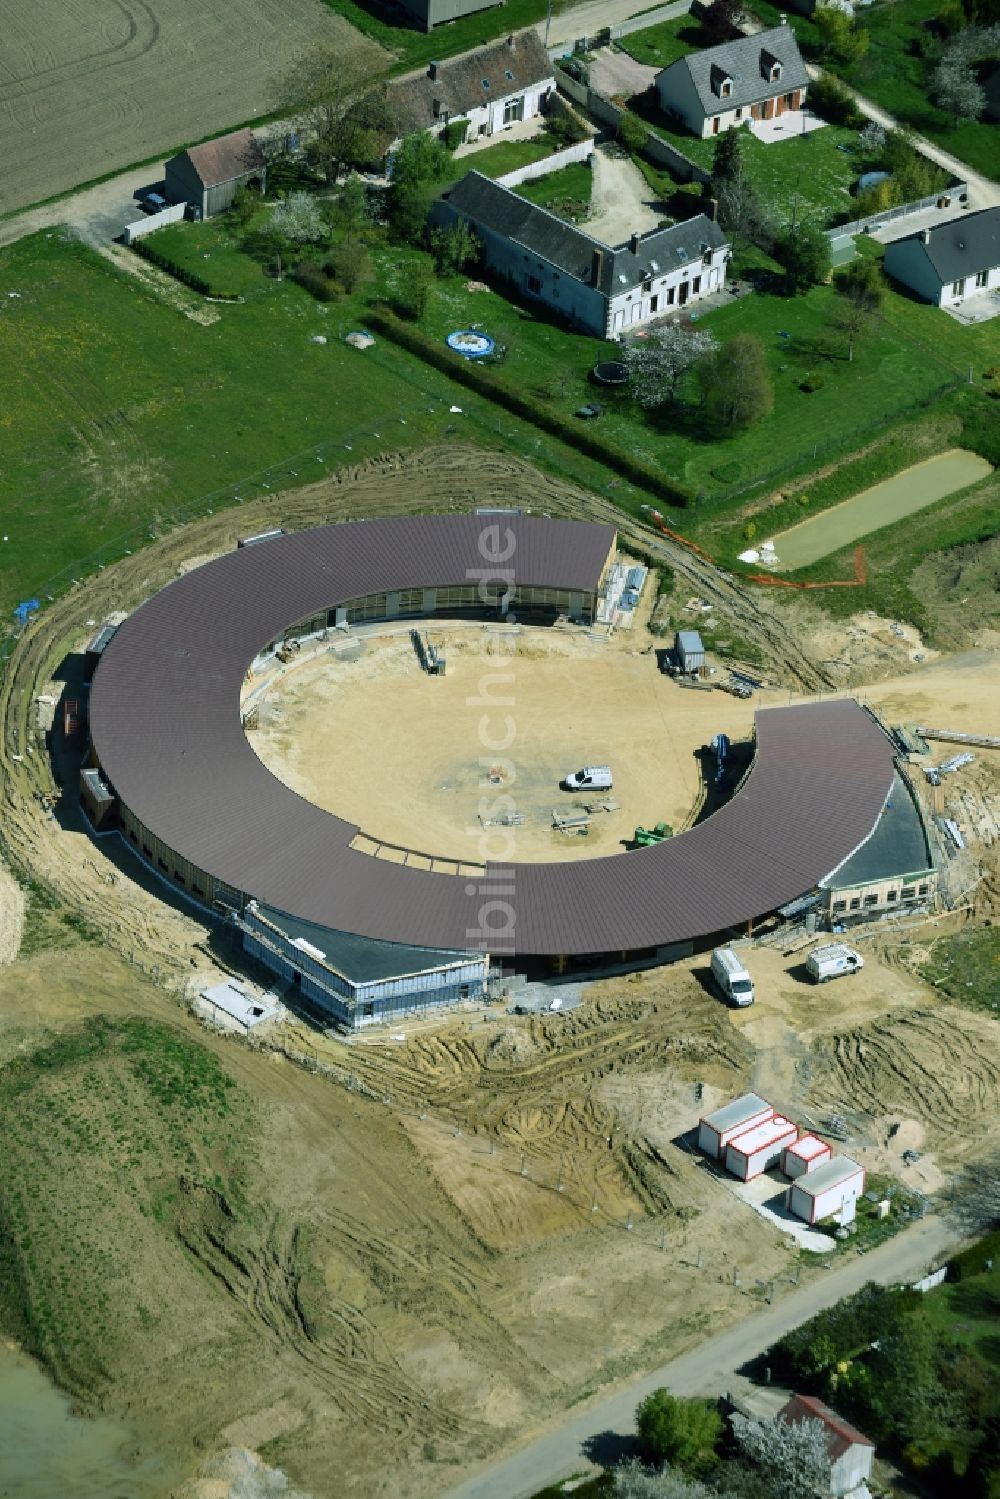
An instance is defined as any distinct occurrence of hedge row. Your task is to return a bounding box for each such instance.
[131,239,241,300]
[948,1229,1000,1282]
[364,306,692,509]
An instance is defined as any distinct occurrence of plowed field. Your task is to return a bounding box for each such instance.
[0,0,384,214]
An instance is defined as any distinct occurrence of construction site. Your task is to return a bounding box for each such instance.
[1,445,999,1499]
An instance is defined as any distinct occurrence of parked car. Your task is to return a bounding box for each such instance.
[140,191,170,214]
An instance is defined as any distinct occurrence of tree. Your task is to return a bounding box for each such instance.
[635,1390,724,1474]
[933,55,986,121]
[711,125,746,193]
[393,255,435,320]
[701,0,744,45]
[281,45,391,184]
[268,191,328,246]
[730,1415,829,1499]
[389,132,453,243]
[328,240,372,294]
[860,1311,950,1446]
[428,221,479,275]
[621,325,720,409]
[228,183,261,230]
[814,8,870,65]
[697,333,773,430]
[858,120,886,158]
[776,219,831,294]
[614,1458,715,1499]
[835,256,884,360]
[618,110,648,154]
[332,176,370,243]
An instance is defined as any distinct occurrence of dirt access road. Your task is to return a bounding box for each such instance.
[583,144,664,243]
[440,1216,962,1499]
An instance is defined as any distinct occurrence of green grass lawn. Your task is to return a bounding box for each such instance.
[459,135,555,180]
[143,218,271,299]
[737,123,859,229]
[615,15,706,70]
[317,0,551,74]
[837,0,1000,180]
[515,160,593,217]
[919,928,1000,1016]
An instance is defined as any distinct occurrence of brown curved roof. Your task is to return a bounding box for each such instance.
[89,515,896,957]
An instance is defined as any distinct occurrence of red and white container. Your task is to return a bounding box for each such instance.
[698,1094,773,1161]
[725,1115,798,1181]
[788,1157,866,1224]
[781,1134,832,1179]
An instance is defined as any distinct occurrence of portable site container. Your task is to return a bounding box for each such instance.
[675,629,705,674]
[725,1115,798,1181]
[697,1094,773,1161]
[781,1134,831,1180]
[788,1156,866,1225]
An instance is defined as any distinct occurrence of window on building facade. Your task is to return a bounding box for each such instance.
[864,893,878,907]
[849,897,861,910]
[902,885,916,900]
[832,900,847,913]
[976,270,988,287]
[919,883,929,895]
[953,278,966,296]
[525,273,541,294]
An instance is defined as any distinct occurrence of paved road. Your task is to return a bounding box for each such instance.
[439,1216,961,1499]
[540,0,691,49]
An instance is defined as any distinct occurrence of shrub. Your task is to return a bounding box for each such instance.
[364,306,693,507]
[800,375,825,392]
[130,239,240,299]
[808,74,864,128]
[618,111,649,154]
[293,260,336,301]
[948,1230,1000,1282]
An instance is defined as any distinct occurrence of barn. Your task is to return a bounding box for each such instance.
[164,128,266,219]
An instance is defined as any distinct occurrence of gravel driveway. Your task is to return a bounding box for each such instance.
[587,45,659,101]
[583,144,665,245]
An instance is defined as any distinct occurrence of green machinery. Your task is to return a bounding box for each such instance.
[633,822,673,848]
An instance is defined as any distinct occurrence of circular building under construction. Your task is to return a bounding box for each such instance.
[84,513,908,1028]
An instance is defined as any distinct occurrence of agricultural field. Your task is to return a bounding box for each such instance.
[0,0,382,218]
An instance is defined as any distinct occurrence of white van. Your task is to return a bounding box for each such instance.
[563,765,612,792]
[711,947,755,1007]
[806,944,864,984]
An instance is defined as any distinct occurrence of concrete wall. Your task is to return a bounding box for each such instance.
[830,1443,874,1497]
[123,203,186,244]
[833,183,968,243]
[495,135,593,187]
[554,64,709,185]
[827,868,936,919]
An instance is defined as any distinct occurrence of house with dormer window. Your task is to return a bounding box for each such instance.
[433,170,730,339]
[390,32,554,146]
[655,24,809,138]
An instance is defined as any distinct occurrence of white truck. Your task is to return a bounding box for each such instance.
[710,947,755,1007]
[806,943,864,984]
[563,765,612,792]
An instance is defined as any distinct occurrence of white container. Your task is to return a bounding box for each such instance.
[789,1157,866,1224]
[725,1115,797,1180]
[697,1094,773,1160]
[781,1134,831,1179]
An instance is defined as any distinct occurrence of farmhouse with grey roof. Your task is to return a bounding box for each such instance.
[434,170,729,339]
[656,24,809,138]
[883,207,1000,311]
[390,31,553,141]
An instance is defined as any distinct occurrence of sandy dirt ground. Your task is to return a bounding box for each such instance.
[0,0,384,217]
[0,860,24,965]
[583,145,664,244]
[2,445,1000,1499]
[250,621,776,863]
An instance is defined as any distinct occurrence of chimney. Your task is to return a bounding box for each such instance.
[629,231,641,254]
[707,196,719,223]
[428,59,439,80]
[591,248,604,286]
[920,228,931,244]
